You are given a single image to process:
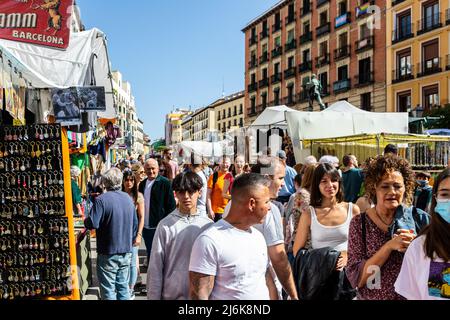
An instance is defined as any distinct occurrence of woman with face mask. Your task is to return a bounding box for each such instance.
[395,168,450,300]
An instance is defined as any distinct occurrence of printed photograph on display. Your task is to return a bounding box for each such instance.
[51,87,82,125]
[77,86,106,111]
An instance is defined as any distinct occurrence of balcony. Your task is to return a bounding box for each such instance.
[272,46,283,59]
[392,0,406,6]
[259,77,269,89]
[354,71,374,88]
[248,82,258,92]
[392,66,414,83]
[259,52,269,64]
[417,58,442,77]
[297,90,309,102]
[248,59,258,69]
[285,13,296,25]
[335,12,351,29]
[316,22,331,38]
[333,79,351,93]
[356,1,375,19]
[299,31,313,44]
[447,9,450,25]
[334,45,351,61]
[417,13,442,35]
[321,84,330,96]
[272,22,282,33]
[317,0,329,9]
[392,24,414,43]
[447,54,450,71]
[248,107,257,117]
[271,73,282,84]
[249,35,258,46]
[301,3,312,16]
[285,39,297,52]
[355,36,374,53]
[298,60,312,73]
[281,96,296,107]
[284,67,297,79]
[260,28,269,40]
[315,53,330,68]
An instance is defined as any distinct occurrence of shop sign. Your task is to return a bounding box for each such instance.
[335,13,349,28]
[0,0,74,49]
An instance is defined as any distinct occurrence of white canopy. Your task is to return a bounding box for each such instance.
[250,105,294,127]
[323,100,369,114]
[175,140,230,158]
[0,28,116,120]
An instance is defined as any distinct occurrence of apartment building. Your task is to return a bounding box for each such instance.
[213,91,246,139]
[191,106,216,141]
[387,0,450,113]
[243,0,387,125]
[165,109,193,146]
[182,115,194,141]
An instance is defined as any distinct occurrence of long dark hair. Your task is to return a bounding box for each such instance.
[310,163,343,207]
[122,169,139,204]
[421,168,450,261]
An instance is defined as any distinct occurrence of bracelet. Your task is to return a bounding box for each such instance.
[137,232,142,237]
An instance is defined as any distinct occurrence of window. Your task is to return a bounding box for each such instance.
[262,68,268,79]
[223,110,226,118]
[228,108,231,117]
[234,119,237,127]
[288,3,295,18]
[319,72,328,89]
[338,65,348,80]
[339,32,348,48]
[319,41,328,56]
[262,43,268,55]
[218,123,221,131]
[361,93,371,111]
[275,36,281,47]
[239,118,244,127]
[251,73,256,84]
[422,39,439,73]
[287,29,295,43]
[320,12,328,25]
[423,84,439,111]
[240,104,243,114]
[251,97,256,112]
[304,21,311,33]
[397,91,411,112]
[274,62,280,74]
[422,0,439,30]
[397,10,412,38]
[287,84,294,104]
[359,57,372,82]
[251,27,256,38]
[397,48,412,77]
[228,121,231,129]
[275,12,281,27]
[360,23,370,39]
[274,88,280,105]
[262,20,268,35]
[261,93,267,108]
[288,56,295,68]
[303,49,311,62]
[234,105,237,116]
[339,1,347,16]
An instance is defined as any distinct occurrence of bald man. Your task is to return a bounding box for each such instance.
[139,159,176,262]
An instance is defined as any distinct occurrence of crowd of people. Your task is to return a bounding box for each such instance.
[83,145,450,301]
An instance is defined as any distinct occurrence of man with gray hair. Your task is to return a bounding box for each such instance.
[84,167,138,300]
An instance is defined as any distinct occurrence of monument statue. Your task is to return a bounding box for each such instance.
[306,74,327,111]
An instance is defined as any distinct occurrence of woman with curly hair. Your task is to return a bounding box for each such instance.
[346,155,430,300]
[395,168,450,300]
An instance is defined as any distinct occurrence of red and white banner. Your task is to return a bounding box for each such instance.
[0,0,74,49]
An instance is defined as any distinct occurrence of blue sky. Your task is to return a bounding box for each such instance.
[77,0,277,141]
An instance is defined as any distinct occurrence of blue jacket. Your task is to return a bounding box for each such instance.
[389,205,430,238]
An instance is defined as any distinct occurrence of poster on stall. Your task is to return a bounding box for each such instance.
[51,87,82,125]
[0,0,74,49]
[77,86,106,111]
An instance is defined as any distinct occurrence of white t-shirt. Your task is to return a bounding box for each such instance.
[144,179,155,229]
[189,219,270,300]
[395,236,450,300]
[195,170,208,218]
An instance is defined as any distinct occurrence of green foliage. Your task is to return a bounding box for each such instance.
[424,104,450,129]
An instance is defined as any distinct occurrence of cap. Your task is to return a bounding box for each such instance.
[276,150,287,160]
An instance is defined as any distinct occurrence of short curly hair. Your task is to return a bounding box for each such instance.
[364,155,415,206]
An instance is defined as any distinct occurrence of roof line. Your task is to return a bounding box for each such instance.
[241,0,288,32]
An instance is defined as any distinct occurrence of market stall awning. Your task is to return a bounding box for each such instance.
[0,28,116,120]
[250,105,294,127]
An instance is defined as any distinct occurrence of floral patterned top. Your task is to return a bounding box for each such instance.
[346,213,406,300]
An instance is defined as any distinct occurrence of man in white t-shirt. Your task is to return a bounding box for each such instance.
[189,174,278,300]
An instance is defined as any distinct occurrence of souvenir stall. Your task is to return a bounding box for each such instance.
[0,25,117,300]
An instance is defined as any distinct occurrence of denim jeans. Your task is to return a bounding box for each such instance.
[129,246,139,291]
[97,253,132,300]
[143,228,157,261]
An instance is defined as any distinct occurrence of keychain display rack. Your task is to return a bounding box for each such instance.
[0,124,74,300]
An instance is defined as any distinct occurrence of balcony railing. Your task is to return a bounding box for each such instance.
[248,59,258,69]
[284,67,297,79]
[333,79,351,93]
[285,39,297,52]
[334,45,351,61]
[321,84,330,96]
[392,66,414,83]
[301,3,312,16]
[354,71,374,88]
[249,35,258,46]
[317,0,329,8]
[315,53,330,68]
[392,24,414,43]
[248,82,258,92]
[447,54,450,71]
[260,28,269,40]
[259,52,269,64]
[259,78,269,89]
[417,58,442,77]
[392,0,406,6]
[355,36,374,53]
[272,22,282,33]
[316,22,331,38]
[272,46,283,59]
[335,12,351,29]
[417,13,442,35]
[298,61,312,73]
[286,13,296,25]
[447,9,450,25]
[271,73,282,84]
[299,31,313,44]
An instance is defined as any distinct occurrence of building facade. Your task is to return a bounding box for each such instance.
[214,91,246,140]
[387,0,450,113]
[243,0,387,125]
[165,109,193,146]
[191,106,216,141]
[136,119,145,156]
[182,115,193,141]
